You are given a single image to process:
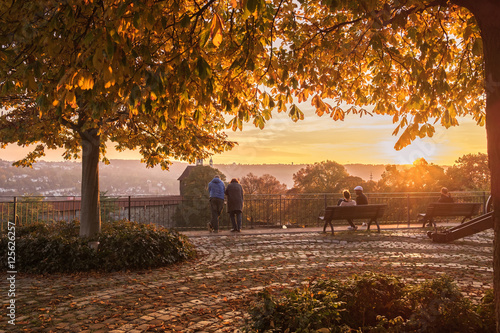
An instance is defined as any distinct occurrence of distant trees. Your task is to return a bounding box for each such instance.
[286,155,490,195]
[240,173,287,195]
[377,155,491,193]
[292,161,349,193]
[447,153,490,191]
[291,161,373,194]
[377,158,449,192]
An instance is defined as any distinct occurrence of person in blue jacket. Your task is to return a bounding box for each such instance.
[208,175,225,233]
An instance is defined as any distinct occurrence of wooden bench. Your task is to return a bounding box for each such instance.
[418,203,482,228]
[319,204,387,235]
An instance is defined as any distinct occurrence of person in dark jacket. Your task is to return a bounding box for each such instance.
[354,185,368,205]
[225,178,244,232]
[208,175,225,233]
[438,187,454,203]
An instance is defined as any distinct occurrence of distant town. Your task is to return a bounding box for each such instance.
[0,159,390,197]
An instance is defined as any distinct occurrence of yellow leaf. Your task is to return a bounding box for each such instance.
[210,14,224,47]
[178,115,186,129]
[77,72,95,90]
[65,91,77,108]
[52,100,60,106]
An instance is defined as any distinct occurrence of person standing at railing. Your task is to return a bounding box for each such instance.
[225,178,244,232]
[208,175,225,233]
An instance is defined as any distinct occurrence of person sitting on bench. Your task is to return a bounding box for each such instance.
[354,185,368,205]
[438,187,453,203]
[339,190,358,230]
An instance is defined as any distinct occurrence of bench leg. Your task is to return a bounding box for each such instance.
[367,219,380,232]
[323,220,334,235]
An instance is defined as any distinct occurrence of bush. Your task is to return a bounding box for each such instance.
[403,275,482,332]
[248,273,493,333]
[0,220,195,274]
[476,289,495,332]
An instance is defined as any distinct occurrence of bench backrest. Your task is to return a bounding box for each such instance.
[426,203,481,218]
[325,204,387,220]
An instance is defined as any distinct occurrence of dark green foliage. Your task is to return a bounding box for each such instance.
[403,275,482,332]
[96,220,196,271]
[476,289,495,332]
[248,273,493,333]
[0,220,195,274]
[331,272,410,329]
[250,285,345,333]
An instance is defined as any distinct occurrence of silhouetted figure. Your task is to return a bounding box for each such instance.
[438,187,454,203]
[340,190,357,230]
[354,185,368,205]
[225,178,244,232]
[208,175,225,233]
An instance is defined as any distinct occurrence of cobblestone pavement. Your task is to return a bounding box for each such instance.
[1,228,494,332]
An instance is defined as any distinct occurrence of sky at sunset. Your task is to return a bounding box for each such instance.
[0,104,487,166]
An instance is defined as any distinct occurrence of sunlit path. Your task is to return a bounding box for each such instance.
[1,229,493,332]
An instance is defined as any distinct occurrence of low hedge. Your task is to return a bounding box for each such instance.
[249,272,495,333]
[0,220,196,274]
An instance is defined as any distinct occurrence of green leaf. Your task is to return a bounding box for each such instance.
[196,56,212,80]
[180,14,191,28]
[247,0,258,13]
[200,26,210,47]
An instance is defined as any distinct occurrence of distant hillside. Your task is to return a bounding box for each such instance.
[0,159,389,196]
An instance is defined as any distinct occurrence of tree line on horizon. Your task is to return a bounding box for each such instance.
[182,152,490,197]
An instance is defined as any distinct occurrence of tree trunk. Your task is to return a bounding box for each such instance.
[79,129,101,237]
[469,2,500,331]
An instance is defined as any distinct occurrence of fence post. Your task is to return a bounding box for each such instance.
[407,194,410,227]
[279,195,282,226]
[13,196,18,225]
[482,191,487,214]
[128,196,131,221]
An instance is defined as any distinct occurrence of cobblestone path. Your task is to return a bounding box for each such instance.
[1,229,494,332]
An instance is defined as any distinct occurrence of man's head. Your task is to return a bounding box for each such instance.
[354,185,363,194]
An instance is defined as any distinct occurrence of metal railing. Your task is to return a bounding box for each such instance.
[0,191,491,232]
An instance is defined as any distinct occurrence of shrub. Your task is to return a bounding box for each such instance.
[330,272,410,330]
[249,286,345,333]
[476,289,495,332]
[403,275,482,332]
[248,273,492,333]
[0,220,195,274]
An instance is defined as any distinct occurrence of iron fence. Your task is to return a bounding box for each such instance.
[0,191,491,232]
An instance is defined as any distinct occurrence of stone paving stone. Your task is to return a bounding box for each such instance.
[1,229,493,332]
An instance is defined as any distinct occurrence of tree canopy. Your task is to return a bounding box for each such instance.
[446,152,490,191]
[3,0,500,327]
[240,172,287,194]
